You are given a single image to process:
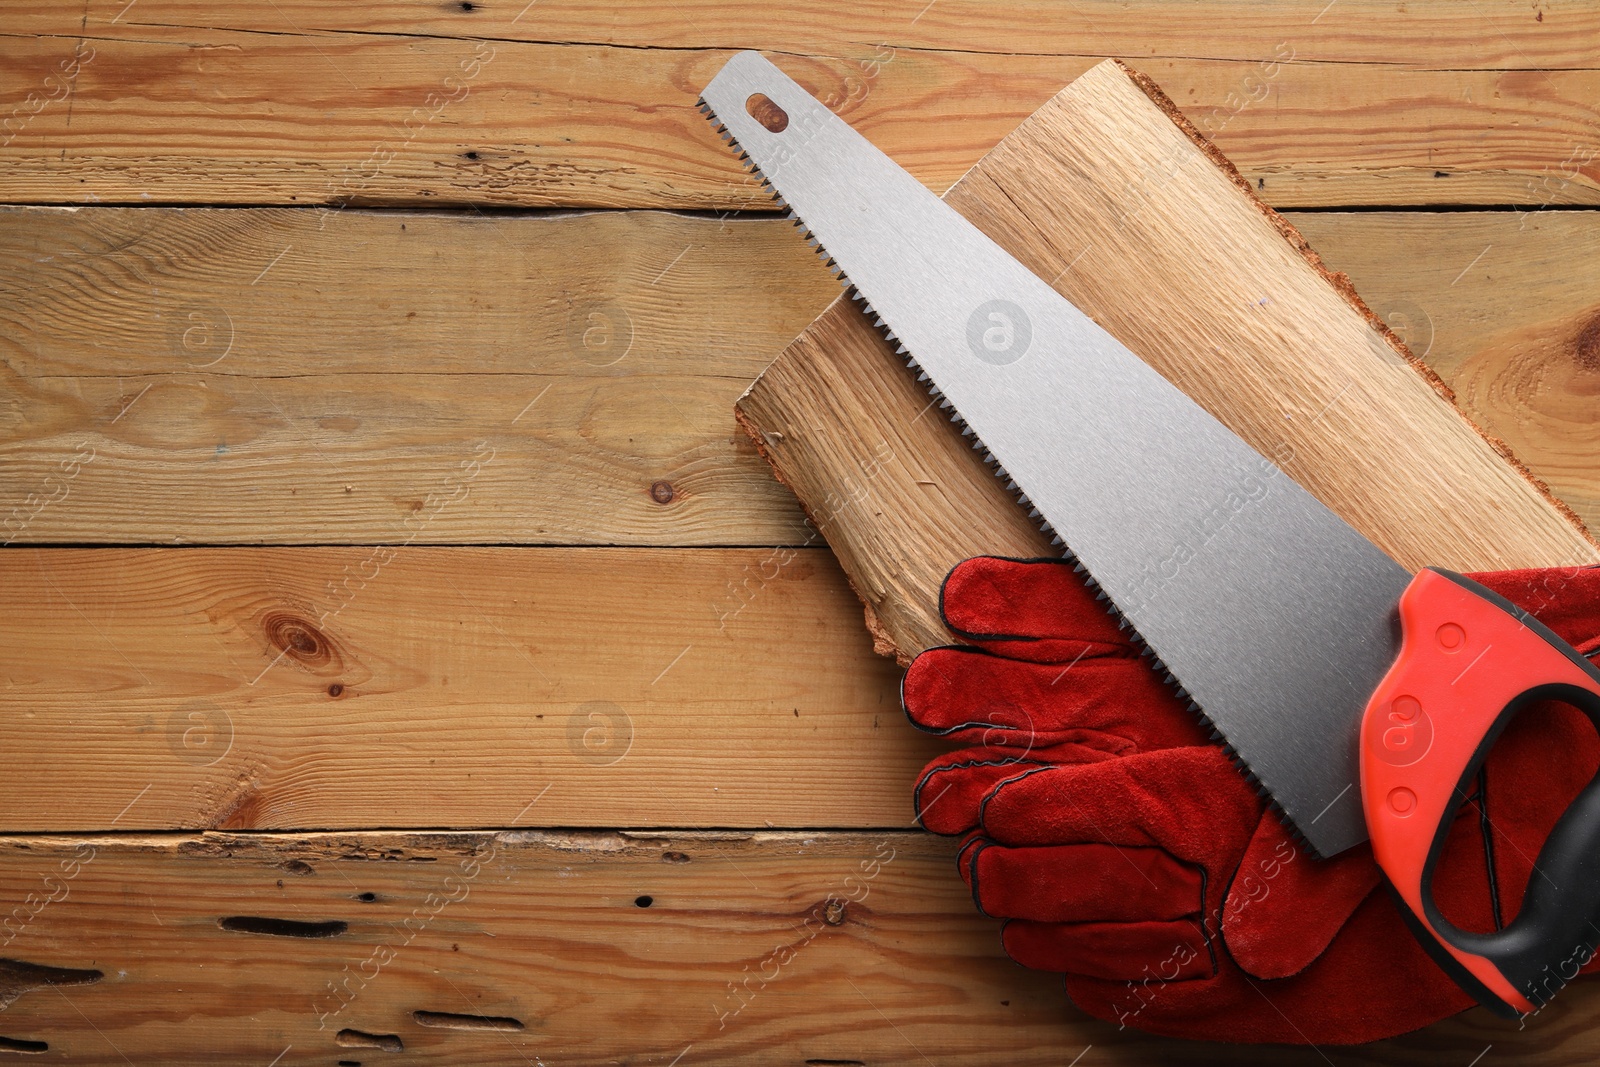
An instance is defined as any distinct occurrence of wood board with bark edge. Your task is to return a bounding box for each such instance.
[0,828,1597,1066]
[735,58,1600,664]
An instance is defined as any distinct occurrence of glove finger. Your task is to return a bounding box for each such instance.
[966,839,1202,923]
[978,748,1262,862]
[940,556,1133,662]
[915,755,1047,836]
[903,645,1206,752]
[1062,890,1473,1044]
[1001,918,1213,981]
[915,743,1115,835]
[1468,565,1600,654]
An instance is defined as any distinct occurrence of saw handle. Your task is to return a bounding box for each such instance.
[1360,567,1600,1017]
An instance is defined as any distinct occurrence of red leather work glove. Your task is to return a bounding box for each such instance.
[905,556,1600,1044]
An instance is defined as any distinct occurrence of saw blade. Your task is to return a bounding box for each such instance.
[702,51,1415,857]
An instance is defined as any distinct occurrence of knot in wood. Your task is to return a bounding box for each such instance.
[1575,314,1600,372]
[262,612,339,672]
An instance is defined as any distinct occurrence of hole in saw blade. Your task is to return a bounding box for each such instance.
[745,93,788,133]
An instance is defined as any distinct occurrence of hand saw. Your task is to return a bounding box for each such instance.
[700,51,1600,1017]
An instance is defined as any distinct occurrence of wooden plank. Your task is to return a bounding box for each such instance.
[1,828,1598,1065]
[736,60,1598,661]
[14,0,1593,67]
[3,7,1600,209]
[5,205,1599,546]
[0,546,938,831]
[0,206,829,545]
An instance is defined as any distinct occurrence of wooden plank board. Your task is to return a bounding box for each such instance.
[4,8,1600,209]
[736,60,1599,661]
[13,0,1600,65]
[0,546,941,831]
[0,828,1597,1065]
[5,205,1600,545]
[0,206,829,545]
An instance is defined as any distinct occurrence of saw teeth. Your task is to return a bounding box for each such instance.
[695,91,1279,801]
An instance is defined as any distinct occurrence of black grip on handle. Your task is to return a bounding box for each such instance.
[1411,574,1600,1013]
[1420,683,1600,1010]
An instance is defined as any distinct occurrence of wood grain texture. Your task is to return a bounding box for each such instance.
[6,206,1599,548]
[737,60,1598,661]
[1291,210,1600,536]
[3,2,1600,209]
[14,0,1593,66]
[0,546,940,832]
[1,828,1598,1065]
[0,206,830,545]
[4,8,1600,1059]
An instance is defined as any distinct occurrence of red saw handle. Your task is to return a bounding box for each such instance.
[1360,567,1600,1017]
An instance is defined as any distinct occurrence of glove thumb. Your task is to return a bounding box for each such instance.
[1221,814,1382,980]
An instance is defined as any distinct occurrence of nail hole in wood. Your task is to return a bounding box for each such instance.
[218,916,348,938]
[634,895,654,908]
[0,959,104,1004]
[0,1037,47,1054]
[411,1010,525,1032]
[336,1029,402,1052]
[746,93,788,133]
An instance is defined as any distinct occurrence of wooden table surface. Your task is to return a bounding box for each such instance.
[3,2,1599,1063]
